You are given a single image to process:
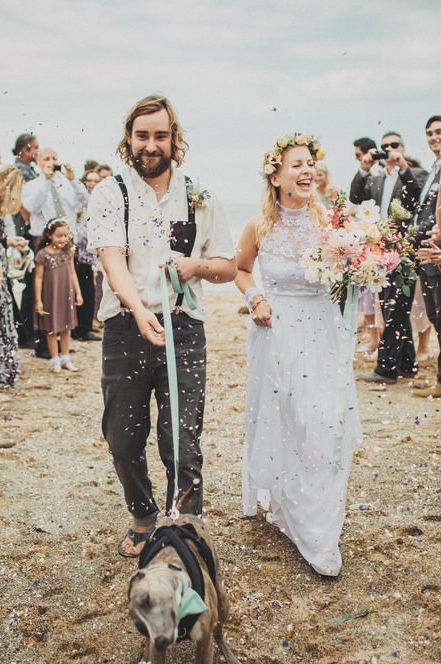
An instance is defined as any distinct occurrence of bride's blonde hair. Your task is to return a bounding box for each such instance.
[256,139,328,247]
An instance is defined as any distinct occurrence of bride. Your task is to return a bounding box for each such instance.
[235,134,361,577]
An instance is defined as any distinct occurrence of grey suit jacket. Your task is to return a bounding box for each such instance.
[350,167,427,219]
[414,168,441,278]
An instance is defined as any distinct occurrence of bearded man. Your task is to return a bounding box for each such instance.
[87,95,236,556]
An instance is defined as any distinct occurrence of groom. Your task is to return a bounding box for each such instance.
[87,95,236,556]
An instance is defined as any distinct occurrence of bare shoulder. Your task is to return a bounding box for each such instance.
[242,215,260,236]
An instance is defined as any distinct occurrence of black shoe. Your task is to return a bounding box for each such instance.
[34,349,51,360]
[19,340,36,349]
[76,332,101,341]
[356,371,397,385]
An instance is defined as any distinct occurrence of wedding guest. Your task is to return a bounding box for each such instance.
[314,161,339,208]
[22,148,88,247]
[413,116,441,398]
[95,164,113,179]
[12,133,39,349]
[235,133,360,577]
[73,171,101,341]
[350,137,382,204]
[350,137,383,348]
[83,159,99,174]
[356,131,427,384]
[0,165,24,389]
[34,219,82,373]
[411,279,432,364]
[87,95,236,556]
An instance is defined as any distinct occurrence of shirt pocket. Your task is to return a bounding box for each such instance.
[169,219,196,256]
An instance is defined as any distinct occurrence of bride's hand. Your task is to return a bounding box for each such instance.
[251,300,272,327]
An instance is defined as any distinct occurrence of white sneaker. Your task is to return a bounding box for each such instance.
[50,357,62,373]
[62,361,79,372]
[60,355,79,372]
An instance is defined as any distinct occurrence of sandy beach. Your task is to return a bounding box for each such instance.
[0,293,440,664]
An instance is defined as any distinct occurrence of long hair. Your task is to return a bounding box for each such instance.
[116,95,188,167]
[256,146,328,247]
[0,165,23,216]
[37,218,73,253]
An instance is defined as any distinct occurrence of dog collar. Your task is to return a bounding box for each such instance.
[172,566,208,621]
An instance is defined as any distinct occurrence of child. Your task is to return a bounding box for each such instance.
[34,218,83,372]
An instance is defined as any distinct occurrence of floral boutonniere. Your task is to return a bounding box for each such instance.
[186,182,211,209]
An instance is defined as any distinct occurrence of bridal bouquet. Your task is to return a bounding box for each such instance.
[302,194,417,303]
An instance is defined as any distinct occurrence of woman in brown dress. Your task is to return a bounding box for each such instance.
[34,218,83,372]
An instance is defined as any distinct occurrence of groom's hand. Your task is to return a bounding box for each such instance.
[161,257,199,283]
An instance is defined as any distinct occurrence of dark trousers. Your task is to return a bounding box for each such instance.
[16,269,34,345]
[375,276,417,379]
[101,311,206,526]
[74,262,95,336]
[420,268,441,383]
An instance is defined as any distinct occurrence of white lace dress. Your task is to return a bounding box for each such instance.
[243,204,361,576]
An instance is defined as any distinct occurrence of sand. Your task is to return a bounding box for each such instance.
[0,294,440,664]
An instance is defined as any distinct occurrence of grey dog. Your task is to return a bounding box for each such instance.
[128,514,240,664]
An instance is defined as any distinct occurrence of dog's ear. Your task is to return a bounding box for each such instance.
[128,571,145,599]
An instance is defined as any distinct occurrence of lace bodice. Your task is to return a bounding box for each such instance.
[259,204,323,297]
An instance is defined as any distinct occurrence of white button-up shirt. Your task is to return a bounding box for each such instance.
[22,173,88,238]
[87,166,235,322]
[380,167,399,219]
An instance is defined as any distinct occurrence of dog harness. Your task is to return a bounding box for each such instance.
[138,523,217,641]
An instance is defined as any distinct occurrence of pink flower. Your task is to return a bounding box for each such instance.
[380,249,401,273]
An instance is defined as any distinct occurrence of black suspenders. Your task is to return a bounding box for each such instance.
[113,174,196,309]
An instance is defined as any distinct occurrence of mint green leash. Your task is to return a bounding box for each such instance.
[160,261,197,515]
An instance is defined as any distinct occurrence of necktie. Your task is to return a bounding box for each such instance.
[50,180,66,218]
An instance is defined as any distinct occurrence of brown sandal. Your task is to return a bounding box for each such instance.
[118,527,153,558]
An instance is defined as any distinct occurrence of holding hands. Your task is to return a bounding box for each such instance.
[250,295,272,328]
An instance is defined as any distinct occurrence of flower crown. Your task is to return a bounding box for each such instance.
[262,133,325,176]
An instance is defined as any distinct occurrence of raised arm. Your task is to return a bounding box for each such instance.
[100,247,165,346]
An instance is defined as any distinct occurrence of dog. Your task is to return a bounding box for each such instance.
[128,513,240,664]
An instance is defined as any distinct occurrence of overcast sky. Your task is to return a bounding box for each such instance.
[1,0,440,205]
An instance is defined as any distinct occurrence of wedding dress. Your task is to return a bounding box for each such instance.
[243,203,361,576]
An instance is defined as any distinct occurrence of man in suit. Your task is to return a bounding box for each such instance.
[350,136,383,204]
[356,132,427,384]
[412,116,441,398]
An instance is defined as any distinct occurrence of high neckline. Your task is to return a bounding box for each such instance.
[277,202,309,218]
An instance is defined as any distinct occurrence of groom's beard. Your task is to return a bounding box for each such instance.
[131,149,171,179]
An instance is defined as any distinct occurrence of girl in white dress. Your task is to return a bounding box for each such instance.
[235,135,361,577]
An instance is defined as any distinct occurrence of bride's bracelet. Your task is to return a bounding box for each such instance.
[251,297,266,312]
[245,287,265,313]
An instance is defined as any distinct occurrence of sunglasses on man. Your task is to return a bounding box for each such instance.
[380,141,402,151]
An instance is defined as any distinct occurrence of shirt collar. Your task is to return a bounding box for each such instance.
[129,163,180,203]
[384,166,399,179]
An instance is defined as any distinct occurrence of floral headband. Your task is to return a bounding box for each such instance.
[262,133,325,176]
[46,216,68,230]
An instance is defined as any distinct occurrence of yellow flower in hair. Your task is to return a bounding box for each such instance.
[296,134,308,145]
[316,148,326,161]
[277,136,289,149]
